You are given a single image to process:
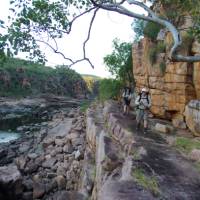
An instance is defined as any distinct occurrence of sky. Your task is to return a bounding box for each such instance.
[0,1,142,78]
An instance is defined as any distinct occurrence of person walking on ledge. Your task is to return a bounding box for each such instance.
[135,88,151,133]
[122,86,132,115]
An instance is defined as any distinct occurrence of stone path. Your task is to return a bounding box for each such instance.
[118,114,200,199]
[87,101,200,200]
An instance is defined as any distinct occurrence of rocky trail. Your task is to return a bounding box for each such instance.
[84,101,200,200]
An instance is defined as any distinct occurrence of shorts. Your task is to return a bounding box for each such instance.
[136,109,148,122]
[123,97,131,106]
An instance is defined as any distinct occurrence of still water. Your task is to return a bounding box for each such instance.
[0,131,20,143]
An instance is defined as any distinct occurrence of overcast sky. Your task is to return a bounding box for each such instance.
[0,1,142,77]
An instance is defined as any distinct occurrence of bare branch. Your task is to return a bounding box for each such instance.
[35,9,99,68]
[66,7,97,34]
[83,8,99,62]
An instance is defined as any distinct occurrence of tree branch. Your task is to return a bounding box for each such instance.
[36,9,99,68]
[90,0,200,62]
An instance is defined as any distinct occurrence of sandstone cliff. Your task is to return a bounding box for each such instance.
[132,8,200,135]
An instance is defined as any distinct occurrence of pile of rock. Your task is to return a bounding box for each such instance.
[0,108,86,200]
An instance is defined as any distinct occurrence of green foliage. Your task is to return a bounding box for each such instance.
[143,21,163,41]
[0,57,87,97]
[132,168,160,195]
[132,19,163,42]
[98,78,122,101]
[0,0,92,63]
[175,137,200,154]
[103,38,134,86]
[148,42,166,65]
[80,100,91,112]
[159,0,200,41]
[132,19,145,42]
[159,62,166,74]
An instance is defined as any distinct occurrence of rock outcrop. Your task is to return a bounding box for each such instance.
[132,9,200,134]
[81,101,200,200]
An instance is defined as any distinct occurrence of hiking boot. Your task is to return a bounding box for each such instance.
[143,128,148,134]
[136,123,140,131]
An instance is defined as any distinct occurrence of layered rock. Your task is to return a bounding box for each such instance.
[132,36,199,131]
[184,100,200,136]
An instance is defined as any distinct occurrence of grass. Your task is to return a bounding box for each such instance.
[80,100,91,112]
[195,162,200,173]
[132,168,160,195]
[175,137,200,154]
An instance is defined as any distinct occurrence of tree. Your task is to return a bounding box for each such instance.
[1,0,200,66]
[104,38,134,86]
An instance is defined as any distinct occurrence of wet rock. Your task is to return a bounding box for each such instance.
[33,182,46,199]
[0,147,7,157]
[0,164,23,199]
[19,142,30,153]
[55,175,66,190]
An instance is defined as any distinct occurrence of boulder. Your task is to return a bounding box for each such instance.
[189,149,200,162]
[155,123,170,133]
[55,138,64,147]
[184,100,200,136]
[0,164,23,199]
[33,182,46,199]
[55,175,66,190]
[42,157,57,169]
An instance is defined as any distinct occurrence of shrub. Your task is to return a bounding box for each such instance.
[98,79,123,101]
[143,21,163,41]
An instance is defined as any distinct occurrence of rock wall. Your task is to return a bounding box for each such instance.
[132,35,200,130]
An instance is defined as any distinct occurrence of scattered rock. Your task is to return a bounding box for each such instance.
[33,182,46,199]
[55,138,64,147]
[155,123,170,133]
[55,175,66,190]
[189,149,200,162]
[63,143,73,154]
[42,158,57,169]
[0,164,23,198]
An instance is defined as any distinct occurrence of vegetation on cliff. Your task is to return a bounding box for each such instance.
[0,57,87,97]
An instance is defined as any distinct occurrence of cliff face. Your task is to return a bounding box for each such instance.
[132,34,200,129]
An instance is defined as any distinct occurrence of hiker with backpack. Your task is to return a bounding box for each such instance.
[135,88,151,133]
[122,86,132,115]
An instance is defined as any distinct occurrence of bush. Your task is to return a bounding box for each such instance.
[159,62,166,74]
[0,57,87,97]
[98,79,122,101]
[143,21,163,41]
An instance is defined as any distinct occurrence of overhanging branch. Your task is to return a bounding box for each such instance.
[91,0,200,62]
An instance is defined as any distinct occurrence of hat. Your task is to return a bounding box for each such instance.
[141,87,148,92]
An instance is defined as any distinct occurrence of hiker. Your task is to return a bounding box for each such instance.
[122,86,132,115]
[135,87,151,133]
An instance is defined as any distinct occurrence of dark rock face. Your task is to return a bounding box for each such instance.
[0,165,23,200]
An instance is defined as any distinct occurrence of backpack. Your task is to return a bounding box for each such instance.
[138,93,150,104]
